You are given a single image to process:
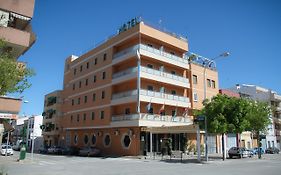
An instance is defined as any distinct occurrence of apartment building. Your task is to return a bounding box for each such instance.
[189,61,220,154]
[0,0,36,144]
[42,90,63,147]
[0,0,36,58]
[228,84,280,150]
[57,19,199,156]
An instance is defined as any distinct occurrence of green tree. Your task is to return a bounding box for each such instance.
[198,94,251,160]
[245,100,270,158]
[0,39,34,95]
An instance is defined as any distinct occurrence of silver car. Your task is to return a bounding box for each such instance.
[1,145,14,156]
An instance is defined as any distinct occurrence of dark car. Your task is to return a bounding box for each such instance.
[265,147,280,154]
[78,147,101,157]
[39,146,48,154]
[62,147,80,156]
[228,147,251,158]
[47,146,63,154]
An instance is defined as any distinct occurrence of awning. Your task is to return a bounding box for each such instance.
[0,113,18,120]
[10,12,31,21]
[141,124,197,134]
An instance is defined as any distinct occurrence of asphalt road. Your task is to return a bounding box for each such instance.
[1,152,281,175]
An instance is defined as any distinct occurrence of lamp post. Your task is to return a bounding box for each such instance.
[202,52,229,162]
[189,51,229,162]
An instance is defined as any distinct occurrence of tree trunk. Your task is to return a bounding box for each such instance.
[222,133,226,161]
[257,132,261,159]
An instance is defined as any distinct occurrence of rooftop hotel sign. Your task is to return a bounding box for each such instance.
[118,17,140,34]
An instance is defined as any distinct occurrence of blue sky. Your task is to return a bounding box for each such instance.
[17,0,281,116]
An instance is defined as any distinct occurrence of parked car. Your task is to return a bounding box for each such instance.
[61,147,80,156]
[78,147,101,157]
[39,146,49,154]
[228,147,251,158]
[1,145,14,156]
[265,147,280,154]
[47,146,63,154]
[252,147,264,155]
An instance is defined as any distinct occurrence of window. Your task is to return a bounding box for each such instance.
[91,112,95,120]
[86,62,89,69]
[125,108,130,115]
[77,114,80,122]
[84,135,89,145]
[80,65,83,72]
[94,58,97,65]
[71,115,73,122]
[207,79,211,87]
[102,71,106,79]
[93,93,96,101]
[74,135,78,145]
[79,81,82,88]
[103,53,107,61]
[147,64,153,69]
[83,113,86,121]
[122,134,131,149]
[102,91,105,99]
[193,75,198,84]
[172,110,176,117]
[74,68,77,75]
[100,111,104,119]
[193,92,198,102]
[84,96,87,103]
[93,75,96,83]
[72,83,75,90]
[147,85,153,91]
[103,134,111,147]
[171,71,176,75]
[171,90,176,95]
[91,134,96,145]
[211,80,216,88]
[77,97,80,105]
[85,79,88,86]
[72,99,74,106]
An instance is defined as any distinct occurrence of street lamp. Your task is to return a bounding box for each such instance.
[203,52,229,162]
[188,51,229,162]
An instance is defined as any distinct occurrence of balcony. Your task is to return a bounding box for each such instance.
[111,90,138,105]
[113,44,189,69]
[111,89,190,108]
[140,89,190,108]
[112,67,137,85]
[111,113,192,127]
[140,66,190,88]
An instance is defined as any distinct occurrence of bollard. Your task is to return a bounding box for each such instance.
[19,145,26,160]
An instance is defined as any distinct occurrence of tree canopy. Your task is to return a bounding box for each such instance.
[197,94,270,135]
[0,39,35,95]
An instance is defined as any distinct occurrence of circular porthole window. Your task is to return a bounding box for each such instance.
[91,134,97,146]
[121,134,131,149]
[103,134,111,147]
[84,134,89,145]
[74,134,78,145]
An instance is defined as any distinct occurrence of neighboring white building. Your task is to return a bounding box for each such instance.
[228,84,280,150]
[23,115,43,151]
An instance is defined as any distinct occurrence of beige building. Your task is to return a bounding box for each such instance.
[60,19,198,156]
[42,90,63,147]
[0,0,36,58]
[0,0,36,144]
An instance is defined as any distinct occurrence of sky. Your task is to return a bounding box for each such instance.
[16,0,281,116]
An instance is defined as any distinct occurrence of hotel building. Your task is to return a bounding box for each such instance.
[43,19,221,156]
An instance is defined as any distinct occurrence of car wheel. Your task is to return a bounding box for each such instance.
[239,154,242,158]
[229,155,232,159]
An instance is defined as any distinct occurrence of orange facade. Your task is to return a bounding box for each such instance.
[44,20,219,156]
